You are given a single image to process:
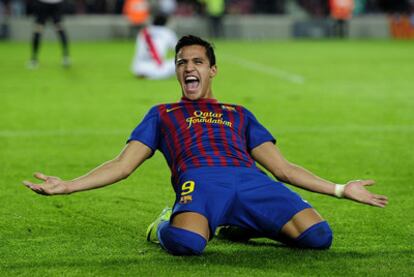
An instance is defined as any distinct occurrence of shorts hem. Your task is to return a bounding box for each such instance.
[171,208,215,241]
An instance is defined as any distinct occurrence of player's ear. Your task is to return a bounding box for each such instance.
[210,65,217,78]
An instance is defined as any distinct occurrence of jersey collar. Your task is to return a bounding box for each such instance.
[180,97,218,104]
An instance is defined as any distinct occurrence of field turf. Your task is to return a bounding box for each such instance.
[0,39,413,276]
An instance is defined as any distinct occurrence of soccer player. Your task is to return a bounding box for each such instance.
[23,35,388,256]
[131,13,177,79]
[329,0,355,38]
[200,0,225,38]
[28,0,70,69]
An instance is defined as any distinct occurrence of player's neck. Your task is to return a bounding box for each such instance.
[180,97,218,104]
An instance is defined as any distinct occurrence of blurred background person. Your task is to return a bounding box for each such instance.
[0,0,11,40]
[158,0,177,15]
[200,0,225,38]
[131,13,177,79]
[123,0,150,38]
[28,0,70,69]
[329,0,355,38]
[384,0,414,39]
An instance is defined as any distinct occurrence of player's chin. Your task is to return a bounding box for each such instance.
[183,90,201,101]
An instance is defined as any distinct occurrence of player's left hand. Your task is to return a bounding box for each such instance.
[343,180,388,208]
[22,172,68,196]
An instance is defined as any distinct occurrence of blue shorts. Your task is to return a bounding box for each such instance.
[172,167,312,238]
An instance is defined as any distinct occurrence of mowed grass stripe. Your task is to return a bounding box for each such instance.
[221,53,305,84]
[1,124,414,138]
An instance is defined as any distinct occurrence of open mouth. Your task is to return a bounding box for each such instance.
[184,75,200,92]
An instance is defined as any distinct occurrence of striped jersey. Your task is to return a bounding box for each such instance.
[128,97,275,185]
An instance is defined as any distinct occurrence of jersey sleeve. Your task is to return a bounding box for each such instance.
[244,107,276,151]
[127,106,160,153]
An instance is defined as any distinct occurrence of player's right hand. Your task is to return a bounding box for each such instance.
[22,172,69,196]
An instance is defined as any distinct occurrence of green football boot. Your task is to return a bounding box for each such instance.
[146,207,172,243]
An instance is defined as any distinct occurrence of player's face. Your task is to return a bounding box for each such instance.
[175,45,217,101]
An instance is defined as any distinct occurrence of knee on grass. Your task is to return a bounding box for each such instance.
[294,221,333,250]
[157,221,207,256]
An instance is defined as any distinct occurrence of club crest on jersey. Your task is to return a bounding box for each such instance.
[186,110,232,129]
[179,195,192,204]
[221,105,236,112]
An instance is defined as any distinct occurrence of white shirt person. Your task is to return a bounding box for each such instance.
[131,14,177,80]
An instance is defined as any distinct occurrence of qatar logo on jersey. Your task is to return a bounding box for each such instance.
[185,110,232,129]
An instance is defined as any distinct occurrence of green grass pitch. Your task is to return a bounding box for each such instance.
[0,39,413,276]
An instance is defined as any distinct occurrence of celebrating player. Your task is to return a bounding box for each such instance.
[23,35,388,256]
[28,0,70,69]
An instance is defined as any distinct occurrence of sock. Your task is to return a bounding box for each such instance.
[57,29,69,57]
[294,221,333,250]
[31,32,41,61]
[157,221,207,255]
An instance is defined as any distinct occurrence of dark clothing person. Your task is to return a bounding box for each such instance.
[29,0,70,68]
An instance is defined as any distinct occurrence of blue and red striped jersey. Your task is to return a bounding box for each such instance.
[128,97,275,184]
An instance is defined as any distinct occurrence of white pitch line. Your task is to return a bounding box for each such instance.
[221,53,305,84]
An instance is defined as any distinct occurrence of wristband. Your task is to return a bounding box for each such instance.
[334,184,346,198]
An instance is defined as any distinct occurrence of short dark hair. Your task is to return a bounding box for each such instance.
[153,13,168,26]
[175,35,216,66]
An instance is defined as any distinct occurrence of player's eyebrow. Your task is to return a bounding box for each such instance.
[176,56,205,64]
[192,57,205,62]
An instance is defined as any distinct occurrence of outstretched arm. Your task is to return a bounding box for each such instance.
[251,142,388,208]
[23,140,152,195]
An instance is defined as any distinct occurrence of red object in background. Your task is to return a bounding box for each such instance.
[123,0,149,25]
[142,28,163,66]
[329,0,354,20]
